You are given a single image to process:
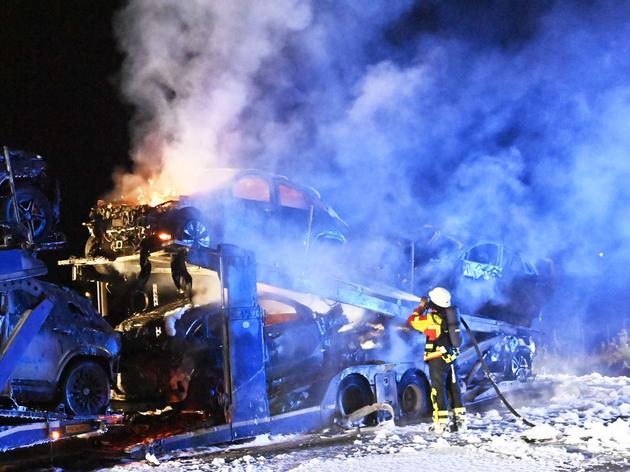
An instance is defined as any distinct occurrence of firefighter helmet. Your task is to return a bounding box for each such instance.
[428,287,451,308]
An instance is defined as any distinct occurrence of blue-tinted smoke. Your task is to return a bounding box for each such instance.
[115,0,630,354]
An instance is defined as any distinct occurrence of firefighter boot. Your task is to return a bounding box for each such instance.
[430,409,450,435]
[453,407,467,432]
[429,422,448,435]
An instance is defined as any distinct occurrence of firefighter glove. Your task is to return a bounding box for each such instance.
[441,347,459,363]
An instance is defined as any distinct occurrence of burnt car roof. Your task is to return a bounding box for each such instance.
[93,167,347,228]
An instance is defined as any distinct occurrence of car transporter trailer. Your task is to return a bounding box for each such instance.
[55,242,539,459]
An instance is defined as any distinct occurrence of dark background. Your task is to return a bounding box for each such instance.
[0,0,130,262]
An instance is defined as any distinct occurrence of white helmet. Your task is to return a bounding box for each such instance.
[428,287,451,308]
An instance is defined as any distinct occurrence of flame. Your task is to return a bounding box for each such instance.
[110,163,239,207]
[134,179,180,206]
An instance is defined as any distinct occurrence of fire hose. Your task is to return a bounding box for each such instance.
[460,318,536,427]
[337,402,395,429]
[337,318,536,429]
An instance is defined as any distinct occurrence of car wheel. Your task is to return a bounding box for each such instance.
[176,210,211,247]
[3,185,53,242]
[60,360,110,415]
[337,374,375,424]
[84,236,117,275]
[505,350,532,382]
[397,372,431,421]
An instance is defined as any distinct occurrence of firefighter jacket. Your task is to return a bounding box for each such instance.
[408,302,463,363]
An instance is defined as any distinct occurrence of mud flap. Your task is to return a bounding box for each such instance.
[374,370,398,423]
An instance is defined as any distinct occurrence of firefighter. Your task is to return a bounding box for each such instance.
[408,287,467,433]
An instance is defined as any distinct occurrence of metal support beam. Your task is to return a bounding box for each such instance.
[0,299,54,391]
[217,245,270,440]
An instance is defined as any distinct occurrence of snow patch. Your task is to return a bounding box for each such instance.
[522,424,561,442]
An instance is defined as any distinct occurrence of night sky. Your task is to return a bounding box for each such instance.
[1,0,129,257]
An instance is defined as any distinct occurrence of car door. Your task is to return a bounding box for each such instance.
[270,180,314,256]
[261,296,323,383]
[8,290,64,388]
[224,173,273,257]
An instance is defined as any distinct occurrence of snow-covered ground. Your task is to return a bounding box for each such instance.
[101,373,629,472]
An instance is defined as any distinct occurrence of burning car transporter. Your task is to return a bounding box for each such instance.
[0,168,541,464]
[2,245,531,457]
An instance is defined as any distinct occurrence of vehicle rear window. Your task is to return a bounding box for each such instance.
[233,177,271,202]
[278,184,309,210]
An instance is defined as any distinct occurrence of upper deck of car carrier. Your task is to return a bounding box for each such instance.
[59,241,536,338]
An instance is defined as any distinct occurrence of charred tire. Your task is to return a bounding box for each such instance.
[84,236,116,275]
[2,185,53,242]
[175,209,211,248]
[397,372,431,421]
[60,360,110,415]
[505,350,533,382]
[337,374,375,424]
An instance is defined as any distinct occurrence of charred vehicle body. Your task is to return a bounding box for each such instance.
[454,242,551,326]
[115,289,414,417]
[1,147,61,244]
[411,237,552,327]
[0,250,120,416]
[53,239,544,457]
[85,169,347,264]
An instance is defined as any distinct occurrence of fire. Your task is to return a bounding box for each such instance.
[111,164,238,207]
[134,179,179,206]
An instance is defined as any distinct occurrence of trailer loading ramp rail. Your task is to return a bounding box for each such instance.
[59,243,536,338]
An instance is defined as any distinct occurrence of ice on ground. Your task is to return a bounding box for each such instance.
[99,373,630,472]
[287,448,560,472]
[522,423,561,441]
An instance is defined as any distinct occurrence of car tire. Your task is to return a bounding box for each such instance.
[84,236,117,275]
[60,360,110,416]
[337,374,375,424]
[397,371,431,421]
[2,184,53,242]
[505,349,532,382]
[175,209,211,248]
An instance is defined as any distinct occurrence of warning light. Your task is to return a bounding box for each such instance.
[158,232,172,242]
[50,430,61,440]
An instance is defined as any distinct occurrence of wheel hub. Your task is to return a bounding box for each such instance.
[402,385,421,412]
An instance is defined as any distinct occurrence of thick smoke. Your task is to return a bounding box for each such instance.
[114,1,630,357]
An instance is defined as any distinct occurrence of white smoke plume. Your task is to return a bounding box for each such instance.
[112,0,314,200]
[114,0,630,351]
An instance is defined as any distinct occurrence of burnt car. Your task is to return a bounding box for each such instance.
[115,290,407,416]
[1,147,60,243]
[0,256,120,415]
[459,334,536,391]
[85,170,347,265]
[454,242,549,326]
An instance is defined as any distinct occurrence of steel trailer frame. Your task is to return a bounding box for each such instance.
[58,242,537,456]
